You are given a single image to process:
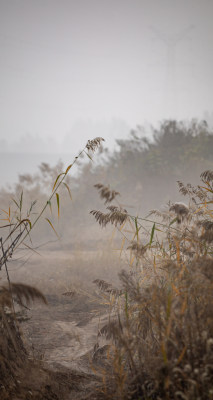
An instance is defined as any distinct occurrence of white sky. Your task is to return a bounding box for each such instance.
[0,0,213,153]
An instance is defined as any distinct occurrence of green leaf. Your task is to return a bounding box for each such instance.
[134,217,139,241]
[56,193,60,218]
[63,182,72,200]
[20,191,23,211]
[155,227,162,232]
[29,200,37,214]
[47,200,52,215]
[166,292,172,320]
[25,218,32,229]
[45,218,59,237]
[169,217,177,226]
[65,164,72,174]
[149,223,155,246]
[12,198,19,209]
[52,173,65,192]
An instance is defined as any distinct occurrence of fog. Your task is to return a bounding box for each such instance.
[0,3,213,397]
[0,0,212,253]
[1,1,213,164]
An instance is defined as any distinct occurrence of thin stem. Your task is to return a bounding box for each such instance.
[13,145,87,250]
[129,215,182,233]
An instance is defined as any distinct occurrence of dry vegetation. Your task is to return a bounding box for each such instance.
[0,138,108,399]
[90,169,213,400]
[0,122,213,399]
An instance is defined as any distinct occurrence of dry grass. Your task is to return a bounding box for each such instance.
[0,138,106,399]
[90,170,213,400]
[0,133,212,399]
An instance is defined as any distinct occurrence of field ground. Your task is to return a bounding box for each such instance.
[1,248,123,399]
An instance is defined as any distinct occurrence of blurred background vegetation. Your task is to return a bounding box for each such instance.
[1,119,212,248]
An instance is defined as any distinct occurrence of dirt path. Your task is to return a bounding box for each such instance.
[5,250,119,398]
[21,291,112,380]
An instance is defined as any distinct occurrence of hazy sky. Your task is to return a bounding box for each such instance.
[0,0,213,153]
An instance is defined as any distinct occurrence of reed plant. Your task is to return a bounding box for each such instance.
[91,171,213,399]
[0,137,104,396]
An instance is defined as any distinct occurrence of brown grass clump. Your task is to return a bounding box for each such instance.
[94,184,120,204]
[0,283,47,309]
[91,170,213,400]
[91,206,128,227]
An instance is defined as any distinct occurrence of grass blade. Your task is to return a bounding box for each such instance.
[12,198,19,209]
[169,217,177,226]
[52,173,65,192]
[56,193,60,218]
[45,218,59,238]
[149,223,155,246]
[65,164,72,174]
[63,182,72,200]
[84,151,93,161]
[47,200,52,215]
[20,190,23,211]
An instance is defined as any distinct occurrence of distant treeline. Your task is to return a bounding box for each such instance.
[71,119,213,215]
[1,120,213,245]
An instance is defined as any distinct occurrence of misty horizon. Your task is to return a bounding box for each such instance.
[1,0,213,154]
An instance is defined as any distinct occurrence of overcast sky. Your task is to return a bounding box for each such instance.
[0,0,213,153]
